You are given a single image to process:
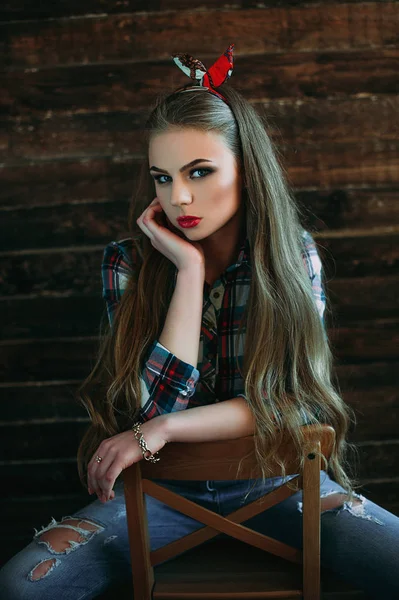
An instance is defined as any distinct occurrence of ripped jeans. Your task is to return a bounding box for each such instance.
[1,470,399,600]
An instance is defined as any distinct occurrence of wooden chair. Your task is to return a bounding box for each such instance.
[121,424,355,600]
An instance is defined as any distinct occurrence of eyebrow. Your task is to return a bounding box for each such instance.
[149,158,213,174]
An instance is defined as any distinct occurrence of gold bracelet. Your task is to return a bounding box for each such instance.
[132,422,161,463]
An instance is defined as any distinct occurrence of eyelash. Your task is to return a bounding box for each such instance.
[152,168,213,185]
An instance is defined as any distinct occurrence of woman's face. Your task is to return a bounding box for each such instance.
[148,128,244,240]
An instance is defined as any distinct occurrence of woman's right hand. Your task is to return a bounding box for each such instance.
[136,198,205,271]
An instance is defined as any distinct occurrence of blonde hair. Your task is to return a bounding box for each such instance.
[77,82,360,500]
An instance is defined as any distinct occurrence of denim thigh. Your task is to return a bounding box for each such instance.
[211,470,399,600]
[0,477,224,600]
[2,472,397,600]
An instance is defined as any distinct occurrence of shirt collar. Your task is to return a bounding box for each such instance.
[171,229,250,285]
[226,229,251,273]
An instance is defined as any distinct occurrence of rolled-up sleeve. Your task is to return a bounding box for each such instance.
[139,340,200,421]
[102,241,133,329]
[101,240,200,423]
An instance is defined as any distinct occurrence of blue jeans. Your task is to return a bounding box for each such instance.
[1,470,398,599]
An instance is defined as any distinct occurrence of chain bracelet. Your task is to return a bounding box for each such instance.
[132,422,161,463]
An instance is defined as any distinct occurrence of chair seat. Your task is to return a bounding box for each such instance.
[152,538,366,599]
[94,537,366,600]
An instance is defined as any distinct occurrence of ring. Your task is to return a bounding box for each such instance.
[95,455,103,463]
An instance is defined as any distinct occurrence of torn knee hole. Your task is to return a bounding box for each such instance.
[320,493,362,512]
[36,518,103,553]
[30,558,59,581]
[298,491,384,525]
[62,518,102,532]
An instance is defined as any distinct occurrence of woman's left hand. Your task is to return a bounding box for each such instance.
[87,416,168,503]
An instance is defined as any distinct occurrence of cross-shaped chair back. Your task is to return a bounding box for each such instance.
[123,423,336,600]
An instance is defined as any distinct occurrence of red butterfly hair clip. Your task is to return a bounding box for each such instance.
[171,43,234,106]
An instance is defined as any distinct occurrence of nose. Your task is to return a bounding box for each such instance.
[169,179,193,208]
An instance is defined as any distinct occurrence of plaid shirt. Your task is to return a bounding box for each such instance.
[101,229,326,423]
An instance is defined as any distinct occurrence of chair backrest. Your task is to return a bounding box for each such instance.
[136,423,335,481]
[123,424,335,600]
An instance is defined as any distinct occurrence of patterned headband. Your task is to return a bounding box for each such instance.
[171,43,234,106]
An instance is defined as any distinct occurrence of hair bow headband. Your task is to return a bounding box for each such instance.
[171,43,234,106]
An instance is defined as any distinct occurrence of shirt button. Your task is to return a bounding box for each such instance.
[213,292,220,299]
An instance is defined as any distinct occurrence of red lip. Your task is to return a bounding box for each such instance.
[177,216,202,228]
[177,216,201,224]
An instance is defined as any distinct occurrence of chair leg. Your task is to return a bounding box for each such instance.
[123,465,155,600]
[302,441,321,600]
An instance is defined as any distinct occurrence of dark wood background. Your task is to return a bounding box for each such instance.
[1,0,398,567]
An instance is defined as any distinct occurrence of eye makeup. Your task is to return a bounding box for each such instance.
[152,167,214,185]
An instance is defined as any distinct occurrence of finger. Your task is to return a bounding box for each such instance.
[88,457,116,502]
[93,471,112,502]
[88,469,103,500]
[87,463,100,498]
[145,204,164,224]
[143,207,166,238]
[137,205,163,241]
[136,215,154,240]
[98,477,114,502]
[94,450,118,501]
[98,460,121,501]
[142,203,163,226]
[142,199,162,220]
[87,453,107,500]
[87,457,102,498]
[137,198,160,225]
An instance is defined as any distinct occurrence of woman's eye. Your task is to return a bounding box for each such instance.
[154,168,212,185]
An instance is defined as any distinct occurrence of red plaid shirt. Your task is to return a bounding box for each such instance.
[102,229,326,423]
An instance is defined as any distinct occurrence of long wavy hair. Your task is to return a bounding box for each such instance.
[76,82,360,500]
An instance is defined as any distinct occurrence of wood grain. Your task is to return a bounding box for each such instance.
[1,0,398,574]
[1,49,398,118]
[1,95,398,162]
[0,0,395,23]
[1,3,397,68]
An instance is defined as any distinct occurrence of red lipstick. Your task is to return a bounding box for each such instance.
[177,216,202,228]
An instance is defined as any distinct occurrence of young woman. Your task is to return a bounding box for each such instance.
[1,45,398,600]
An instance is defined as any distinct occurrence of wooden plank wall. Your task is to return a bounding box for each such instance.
[1,0,398,567]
